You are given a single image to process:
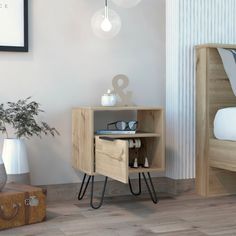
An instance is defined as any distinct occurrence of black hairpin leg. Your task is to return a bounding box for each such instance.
[90,176,108,209]
[142,172,159,204]
[129,173,142,196]
[78,174,91,200]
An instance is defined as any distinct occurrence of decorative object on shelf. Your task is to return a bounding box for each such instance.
[144,157,149,168]
[134,139,141,148]
[96,130,136,135]
[129,138,141,169]
[128,139,135,148]
[0,155,7,191]
[0,97,59,184]
[107,120,138,131]
[101,89,117,106]
[0,0,28,52]
[128,138,141,149]
[96,121,138,135]
[112,0,142,8]
[133,158,138,168]
[91,0,121,39]
[112,75,133,106]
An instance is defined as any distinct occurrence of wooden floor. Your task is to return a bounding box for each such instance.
[1,193,236,236]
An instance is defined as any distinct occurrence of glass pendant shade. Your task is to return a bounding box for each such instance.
[111,0,142,8]
[91,7,121,39]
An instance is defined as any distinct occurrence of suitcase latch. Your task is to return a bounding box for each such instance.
[25,196,39,206]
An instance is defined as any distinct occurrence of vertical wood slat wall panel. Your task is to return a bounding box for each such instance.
[166,0,236,179]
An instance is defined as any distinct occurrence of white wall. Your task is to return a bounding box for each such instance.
[0,0,166,185]
[166,0,236,179]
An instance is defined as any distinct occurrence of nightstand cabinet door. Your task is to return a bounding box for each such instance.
[95,137,129,184]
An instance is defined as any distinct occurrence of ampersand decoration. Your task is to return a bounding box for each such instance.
[112,74,134,106]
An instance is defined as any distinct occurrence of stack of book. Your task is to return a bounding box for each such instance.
[95,130,136,135]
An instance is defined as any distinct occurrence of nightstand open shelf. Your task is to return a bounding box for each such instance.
[129,167,163,174]
[72,106,165,208]
[95,132,161,138]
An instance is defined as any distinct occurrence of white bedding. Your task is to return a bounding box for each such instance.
[214,107,236,141]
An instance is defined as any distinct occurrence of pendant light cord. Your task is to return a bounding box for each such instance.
[105,0,108,19]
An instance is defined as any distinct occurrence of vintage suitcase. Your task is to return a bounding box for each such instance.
[0,183,46,230]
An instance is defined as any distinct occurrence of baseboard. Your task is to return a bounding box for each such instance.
[39,177,195,202]
[165,178,195,195]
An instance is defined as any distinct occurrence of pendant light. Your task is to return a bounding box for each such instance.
[101,0,112,32]
[111,0,142,8]
[91,0,121,39]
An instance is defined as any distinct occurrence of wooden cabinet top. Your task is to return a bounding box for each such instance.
[72,106,163,111]
[195,43,236,49]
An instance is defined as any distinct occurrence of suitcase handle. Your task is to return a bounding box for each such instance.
[0,203,21,221]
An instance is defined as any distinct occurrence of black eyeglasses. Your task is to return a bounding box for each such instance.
[107,121,138,131]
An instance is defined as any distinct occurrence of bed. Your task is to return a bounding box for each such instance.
[214,107,236,141]
[196,44,236,197]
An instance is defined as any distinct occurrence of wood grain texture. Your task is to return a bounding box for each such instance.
[95,132,161,138]
[95,137,129,183]
[196,46,209,196]
[72,108,94,175]
[209,139,236,171]
[196,43,236,49]
[3,193,236,236]
[75,106,163,111]
[138,109,165,171]
[196,44,236,197]
[129,167,164,174]
[72,107,165,183]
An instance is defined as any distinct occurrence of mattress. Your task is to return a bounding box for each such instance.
[214,107,236,141]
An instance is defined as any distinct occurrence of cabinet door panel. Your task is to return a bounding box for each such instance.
[95,137,128,184]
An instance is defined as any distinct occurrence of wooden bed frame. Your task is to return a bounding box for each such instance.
[196,44,236,197]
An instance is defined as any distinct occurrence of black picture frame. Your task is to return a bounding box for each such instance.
[0,0,28,52]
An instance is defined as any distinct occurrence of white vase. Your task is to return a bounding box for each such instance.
[2,139,30,184]
[0,155,7,191]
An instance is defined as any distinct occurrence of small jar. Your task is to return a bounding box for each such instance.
[101,89,117,106]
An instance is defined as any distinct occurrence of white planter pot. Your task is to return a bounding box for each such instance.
[2,139,30,184]
[0,156,7,191]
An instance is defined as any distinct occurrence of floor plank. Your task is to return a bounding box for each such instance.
[1,194,236,236]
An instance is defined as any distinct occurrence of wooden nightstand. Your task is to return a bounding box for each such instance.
[72,106,165,208]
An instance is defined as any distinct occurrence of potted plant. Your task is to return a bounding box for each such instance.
[0,97,59,184]
[0,155,7,191]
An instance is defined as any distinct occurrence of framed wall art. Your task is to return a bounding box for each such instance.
[0,0,28,52]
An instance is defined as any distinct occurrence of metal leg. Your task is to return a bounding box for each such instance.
[142,172,159,204]
[78,174,91,200]
[90,176,108,209]
[79,172,157,208]
[129,173,142,196]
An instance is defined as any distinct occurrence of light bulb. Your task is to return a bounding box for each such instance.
[101,18,112,32]
[91,8,121,39]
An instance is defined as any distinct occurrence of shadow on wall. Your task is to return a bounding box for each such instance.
[165,147,180,179]
[24,109,78,185]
